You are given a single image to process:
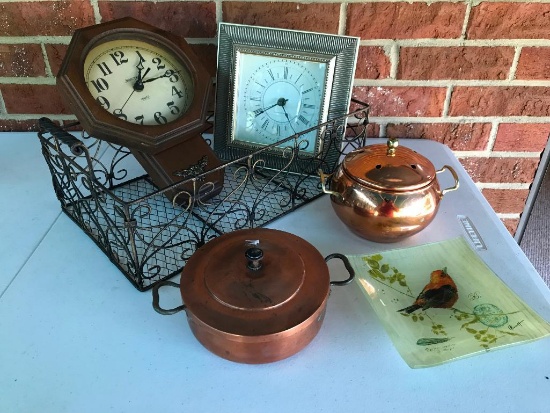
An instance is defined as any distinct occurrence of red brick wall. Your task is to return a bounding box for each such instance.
[1,0,549,235]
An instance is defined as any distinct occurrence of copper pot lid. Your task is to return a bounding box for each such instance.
[180,228,330,337]
[342,138,436,192]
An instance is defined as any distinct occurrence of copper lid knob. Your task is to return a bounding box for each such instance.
[245,247,264,271]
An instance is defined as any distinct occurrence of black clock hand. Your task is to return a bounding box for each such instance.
[142,70,174,83]
[253,102,277,117]
[133,59,149,92]
[281,104,297,134]
[254,98,288,117]
[118,89,136,113]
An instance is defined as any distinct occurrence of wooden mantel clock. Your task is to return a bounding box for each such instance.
[57,17,224,203]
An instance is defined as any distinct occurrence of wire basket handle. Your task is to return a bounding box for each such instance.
[38,117,85,156]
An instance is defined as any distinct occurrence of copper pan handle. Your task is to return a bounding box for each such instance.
[325,253,355,286]
[152,280,187,315]
[436,165,460,196]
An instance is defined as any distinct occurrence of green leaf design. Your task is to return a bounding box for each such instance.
[417,337,451,346]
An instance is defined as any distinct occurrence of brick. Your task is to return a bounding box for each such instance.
[468,3,550,40]
[344,122,380,140]
[481,188,530,214]
[45,44,69,77]
[0,44,46,77]
[99,1,217,38]
[0,1,95,36]
[222,2,340,33]
[355,46,390,79]
[398,47,514,80]
[493,124,550,152]
[516,47,550,80]
[0,119,41,132]
[347,3,465,39]
[1,85,71,115]
[449,87,550,117]
[386,123,491,151]
[501,218,519,236]
[352,86,446,117]
[459,157,539,184]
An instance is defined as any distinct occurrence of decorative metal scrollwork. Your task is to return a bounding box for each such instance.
[37,102,370,291]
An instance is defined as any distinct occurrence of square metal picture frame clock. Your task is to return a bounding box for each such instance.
[214,23,359,173]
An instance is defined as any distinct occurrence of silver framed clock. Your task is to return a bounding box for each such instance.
[214,23,359,171]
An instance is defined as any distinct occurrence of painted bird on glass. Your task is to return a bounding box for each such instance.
[398,267,458,314]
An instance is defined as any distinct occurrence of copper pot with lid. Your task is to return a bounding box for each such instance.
[320,138,459,243]
[152,228,354,364]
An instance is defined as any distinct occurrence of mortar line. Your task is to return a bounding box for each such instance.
[509,46,522,81]
[486,121,500,151]
[338,3,347,37]
[442,85,453,117]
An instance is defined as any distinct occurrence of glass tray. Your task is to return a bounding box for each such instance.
[348,237,550,368]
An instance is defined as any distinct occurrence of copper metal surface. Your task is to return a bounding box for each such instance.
[321,139,459,243]
[174,228,340,363]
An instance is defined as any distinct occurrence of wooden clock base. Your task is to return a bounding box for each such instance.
[132,134,225,206]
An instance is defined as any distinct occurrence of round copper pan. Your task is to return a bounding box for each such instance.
[153,228,354,364]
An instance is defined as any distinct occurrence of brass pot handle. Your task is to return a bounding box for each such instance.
[325,253,355,286]
[318,169,343,201]
[152,280,187,315]
[436,165,460,196]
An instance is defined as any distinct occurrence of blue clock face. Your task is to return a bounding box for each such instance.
[232,52,330,155]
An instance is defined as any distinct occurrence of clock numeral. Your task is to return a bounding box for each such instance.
[283,67,289,80]
[267,69,274,80]
[250,96,261,102]
[261,119,270,130]
[302,87,314,95]
[109,51,128,66]
[167,101,180,115]
[136,51,147,64]
[276,125,281,136]
[134,115,145,125]
[96,62,112,77]
[255,81,265,89]
[95,96,110,109]
[154,112,168,125]
[90,78,109,93]
[152,57,166,71]
[298,115,309,125]
[171,86,184,99]
[168,70,179,83]
[253,107,264,117]
[303,104,316,109]
[113,109,127,121]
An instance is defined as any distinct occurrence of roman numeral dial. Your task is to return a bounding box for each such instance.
[234,54,328,155]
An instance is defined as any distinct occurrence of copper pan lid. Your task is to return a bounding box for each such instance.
[180,228,330,337]
[342,138,436,192]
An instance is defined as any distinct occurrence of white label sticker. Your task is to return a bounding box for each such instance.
[458,215,487,250]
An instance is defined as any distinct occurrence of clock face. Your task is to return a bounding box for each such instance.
[83,39,194,126]
[232,52,329,154]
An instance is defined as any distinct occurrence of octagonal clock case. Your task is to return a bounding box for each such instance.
[57,17,224,203]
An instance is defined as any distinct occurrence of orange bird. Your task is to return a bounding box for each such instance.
[398,268,458,314]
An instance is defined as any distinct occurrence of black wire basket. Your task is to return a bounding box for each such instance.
[37,101,369,291]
